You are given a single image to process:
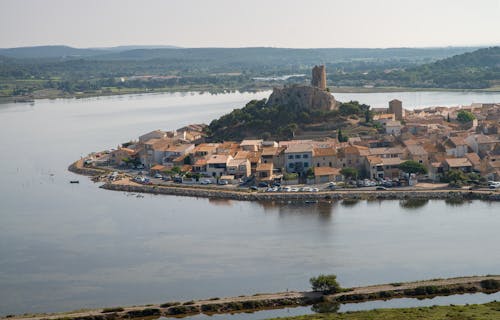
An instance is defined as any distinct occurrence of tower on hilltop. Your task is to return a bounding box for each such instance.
[389,99,404,121]
[311,65,327,90]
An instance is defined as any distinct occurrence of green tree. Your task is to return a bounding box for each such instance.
[337,128,348,142]
[306,167,315,179]
[456,110,476,123]
[443,169,468,187]
[340,167,358,180]
[310,274,341,294]
[399,160,428,175]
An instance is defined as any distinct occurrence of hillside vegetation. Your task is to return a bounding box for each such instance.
[205,98,372,141]
[0,46,498,100]
[334,46,500,89]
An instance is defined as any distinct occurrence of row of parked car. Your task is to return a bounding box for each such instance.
[352,178,400,188]
[264,186,320,192]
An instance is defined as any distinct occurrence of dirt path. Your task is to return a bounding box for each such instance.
[6,275,499,320]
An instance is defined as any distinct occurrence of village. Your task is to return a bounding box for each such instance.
[82,96,500,192]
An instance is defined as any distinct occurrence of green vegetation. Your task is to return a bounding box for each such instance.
[480,279,500,290]
[310,274,342,294]
[205,99,369,141]
[333,47,500,89]
[441,170,478,187]
[340,168,358,180]
[399,160,429,175]
[1,46,496,101]
[267,301,500,320]
[456,110,476,123]
[101,307,124,313]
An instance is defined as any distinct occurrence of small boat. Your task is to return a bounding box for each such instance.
[70,180,80,184]
[304,200,318,204]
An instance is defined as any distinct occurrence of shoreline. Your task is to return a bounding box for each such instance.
[4,275,499,320]
[68,160,500,202]
[3,86,500,105]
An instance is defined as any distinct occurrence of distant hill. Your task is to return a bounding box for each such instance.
[0,45,482,63]
[0,45,181,59]
[94,46,482,63]
[334,47,500,89]
[0,45,104,58]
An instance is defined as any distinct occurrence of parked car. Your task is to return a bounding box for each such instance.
[200,179,212,185]
[154,173,163,179]
[258,182,269,188]
[218,180,229,185]
[250,186,258,191]
[173,177,182,183]
[376,186,388,191]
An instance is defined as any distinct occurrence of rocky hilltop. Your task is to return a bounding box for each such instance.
[266,84,338,111]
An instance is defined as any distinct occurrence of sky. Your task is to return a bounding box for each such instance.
[1,0,499,49]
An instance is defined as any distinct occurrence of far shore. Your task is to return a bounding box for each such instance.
[3,85,500,104]
[4,275,499,320]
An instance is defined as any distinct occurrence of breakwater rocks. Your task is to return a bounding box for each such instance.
[68,160,109,177]
[101,182,500,202]
[5,276,499,320]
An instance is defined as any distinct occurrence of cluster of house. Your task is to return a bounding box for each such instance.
[96,101,500,184]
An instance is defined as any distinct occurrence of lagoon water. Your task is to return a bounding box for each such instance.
[1,91,500,316]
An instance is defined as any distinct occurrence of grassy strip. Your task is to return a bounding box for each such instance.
[267,301,500,320]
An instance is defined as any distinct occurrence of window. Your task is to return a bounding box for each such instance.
[304,162,309,168]
[317,163,320,167]
[288,155,293,159]
[288,163,294,168]
[295,155,301,159]
[303,154,309,159]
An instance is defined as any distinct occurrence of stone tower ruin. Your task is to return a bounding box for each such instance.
[311,65,327,90]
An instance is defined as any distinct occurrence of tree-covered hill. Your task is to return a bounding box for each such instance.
[205,98,371,141]
[333,47,500,89]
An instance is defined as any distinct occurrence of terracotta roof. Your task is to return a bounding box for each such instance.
[193,143,219,153]
[151,164,166,171]
[256,163,273,171]
[366,155,383,165]
[207,155,231,164]
[194,159,207,166]
[240,139,263,146]
[314,167,341,176]
[284,143,314,153]
[445,158,472,168]
[407,145,427,156]
[381,158,404,166]
[261,147,279,156]
[465,153,481,166]
[234,151,251,159]
[369,147,405,156]
[313,147,336,157]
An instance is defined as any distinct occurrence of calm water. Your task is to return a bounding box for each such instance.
[173,292,500,320]
[1,91,500,316]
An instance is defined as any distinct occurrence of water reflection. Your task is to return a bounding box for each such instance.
[311,301,340,313]
[340,199,359,207]
[444,198,469,206]
[399,199,429,209]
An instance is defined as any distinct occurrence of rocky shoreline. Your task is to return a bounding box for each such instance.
[100,181,500,202]
[68,161,500,202]
[5,276,499,320]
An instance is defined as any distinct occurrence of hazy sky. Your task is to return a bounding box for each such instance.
[1,0,499,48]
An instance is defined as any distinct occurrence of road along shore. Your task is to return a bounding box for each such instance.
[5,276,500,320]
[68,160,500,202]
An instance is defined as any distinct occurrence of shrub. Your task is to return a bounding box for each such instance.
[101,307,124,313]
[310,274,342,294]
[183,300,196,305]
[480,279,500,290]
[160,302,180,308]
